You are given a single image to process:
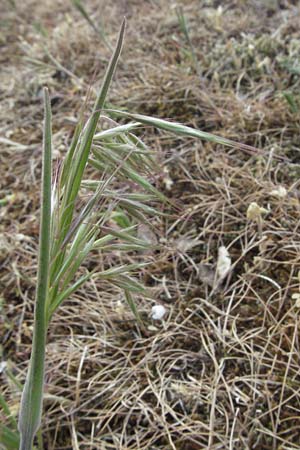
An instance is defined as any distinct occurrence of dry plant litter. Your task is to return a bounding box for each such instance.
[1,1,300,449]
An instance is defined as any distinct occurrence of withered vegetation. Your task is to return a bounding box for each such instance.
[1,1,300,449]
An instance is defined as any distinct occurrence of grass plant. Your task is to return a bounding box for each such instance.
[4,16,261,450]
[7,17,252,450]
[16,20,135,450]
[71,0,112,51]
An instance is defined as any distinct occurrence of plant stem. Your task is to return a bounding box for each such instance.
[18,88,52,450]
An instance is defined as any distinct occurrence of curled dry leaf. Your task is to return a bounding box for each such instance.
[292,293,300,308]
[175,237,200,253]
[137,224,158,245]
[162,166,174,191]
[269,186,287,198]
[246,202,269,221]
[197,263,215,287]
[0,233,12,259]
[216,246,231,281]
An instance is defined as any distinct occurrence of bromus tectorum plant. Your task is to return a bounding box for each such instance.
[18,20,128,450]
[6,18,260,450]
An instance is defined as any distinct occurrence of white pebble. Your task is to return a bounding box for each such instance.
[151,304,167,320]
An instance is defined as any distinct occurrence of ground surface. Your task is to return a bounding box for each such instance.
[1,1,300,449]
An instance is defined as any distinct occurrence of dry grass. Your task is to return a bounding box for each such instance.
[1,0,300,449]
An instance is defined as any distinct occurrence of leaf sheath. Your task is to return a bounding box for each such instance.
[18,88,52,450]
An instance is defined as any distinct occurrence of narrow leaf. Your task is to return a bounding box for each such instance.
[18,87,52,450]
[109,110,260,154]
[49,272,92,317]
[56,18,126,256]
[124,290,142,323]
[93,122,141,140]
[0,392,18,430]
[0,424,20,450]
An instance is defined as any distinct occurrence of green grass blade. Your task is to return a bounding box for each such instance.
[118,198,163,216]
[0,392,18,430]
[60,119,82,188]
[90,150,166,202]
[72,0,99,33]
[58,237,95,293]
[96,243,152,252]
[0,424,20,450]
[49,224,94,298]
[96,263,148,279]
[175,6,201,77]
[108,110,260,154]
[124,290,141,323]
[58,18,126,245]
[110,274,146,293]
[99,226,151,247]
[282,91,299,113]
[49,272,92,317]
[93,122,141,140]
[49,19,126,292]
[5,367,23,392]
[71,0,113,51]
[18,88,52,450]
[92,234,115,249]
